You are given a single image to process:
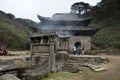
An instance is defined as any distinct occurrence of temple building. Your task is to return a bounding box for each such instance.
[28,13,106,76]
[36,13,100,54]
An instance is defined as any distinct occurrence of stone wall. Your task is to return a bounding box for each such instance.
[69,36,91,53]
[68,55,108,64]
[30,43,56,72]
[62,55,109,72]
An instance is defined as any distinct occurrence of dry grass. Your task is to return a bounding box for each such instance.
[8,51,30,56]
[0,51,30,60]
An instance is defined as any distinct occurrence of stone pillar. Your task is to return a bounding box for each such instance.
[30,43,35,66]
[68,40,69,53]
[50,43,56,73]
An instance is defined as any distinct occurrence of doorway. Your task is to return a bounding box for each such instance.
[74,41,81,48]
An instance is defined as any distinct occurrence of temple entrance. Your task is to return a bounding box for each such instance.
[74,42,81,55]
[74,41,81,48]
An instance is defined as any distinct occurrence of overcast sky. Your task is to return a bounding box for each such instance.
[0,0,101,22]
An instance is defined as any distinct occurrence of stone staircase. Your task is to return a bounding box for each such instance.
[69,55,109,64]
[62,55,109,73]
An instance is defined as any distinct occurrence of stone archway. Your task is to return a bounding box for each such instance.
[74,41,82,55]
[74,41,81,48]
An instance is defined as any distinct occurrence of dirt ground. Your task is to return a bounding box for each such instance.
[77,55,120,80]
[0,51,30,60]
[82,55,120,80]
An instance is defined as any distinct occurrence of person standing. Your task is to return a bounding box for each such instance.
[76,46,81,55]
[73,46,76,55]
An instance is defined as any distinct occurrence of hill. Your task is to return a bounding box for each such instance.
[0,10,38,50]
[91,0,120,50]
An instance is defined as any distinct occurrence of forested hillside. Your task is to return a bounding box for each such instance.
[92,0,120,49]
[0,11,38,50]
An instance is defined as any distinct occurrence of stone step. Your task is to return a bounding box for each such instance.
[86,63,107,72]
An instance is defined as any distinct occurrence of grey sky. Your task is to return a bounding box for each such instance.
[0,0,101,22]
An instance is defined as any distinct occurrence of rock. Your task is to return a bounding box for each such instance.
[87,64,107,72]
[14,59,27,68]
[69,64,80,73]
[62,63,80,73]
[101,57,109,63]
[0,74,21,80]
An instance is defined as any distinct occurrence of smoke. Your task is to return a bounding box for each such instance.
[38,25,74,37]
[56,30,73,37]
